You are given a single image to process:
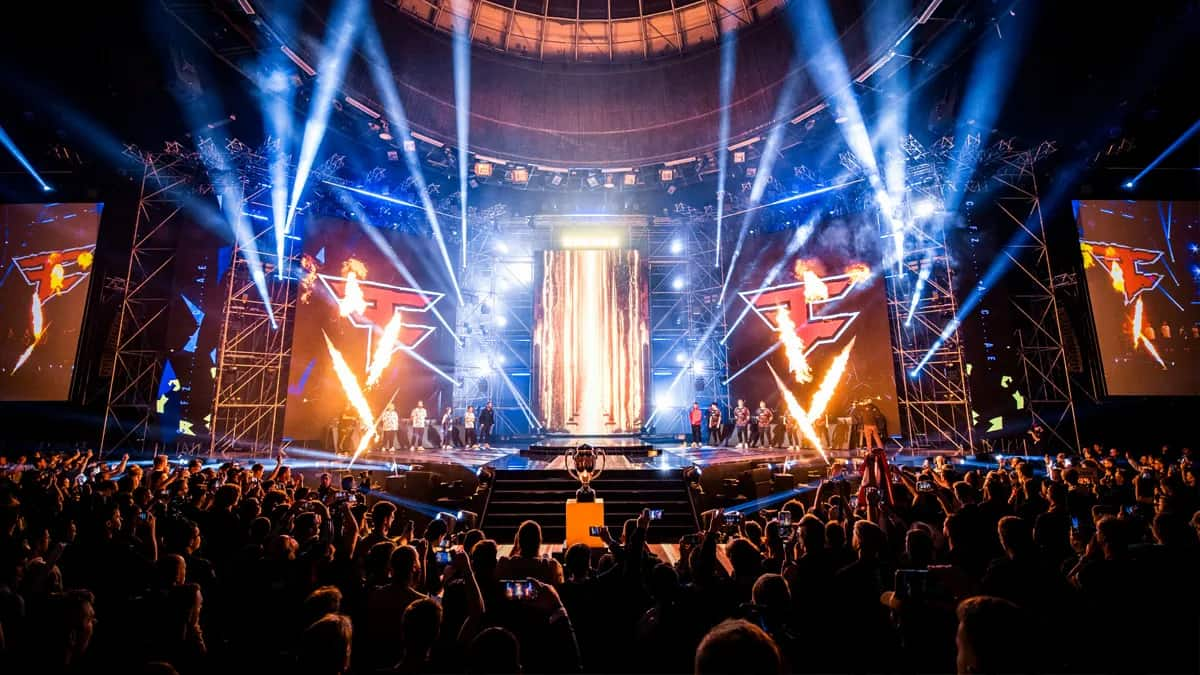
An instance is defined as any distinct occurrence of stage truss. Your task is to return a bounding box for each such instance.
[209,208,299,457]
[99,147,187,456]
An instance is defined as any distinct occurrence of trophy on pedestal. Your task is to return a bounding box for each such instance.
[565,443,606,502]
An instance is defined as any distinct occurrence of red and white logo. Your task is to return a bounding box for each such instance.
[1081,240,1164,306]
[13,245,96,303]
[738,274,861,356]
[317,274,442,368]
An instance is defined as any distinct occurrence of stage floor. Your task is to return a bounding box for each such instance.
[345,443,831,473]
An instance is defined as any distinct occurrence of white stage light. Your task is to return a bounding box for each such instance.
[675,352,687,364]
[495,241,509,254]
[672,277,685,290]
[913,198,939,218]
[670,239,683,254]
[496,315,508,327]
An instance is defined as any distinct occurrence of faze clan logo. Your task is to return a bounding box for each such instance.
[738,273,861,356]
[316,274,443,369]
[1080,240,1164,306]
[13,245,96,303]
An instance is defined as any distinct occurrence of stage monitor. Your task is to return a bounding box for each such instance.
[532,248,649,434]
[282,217,457,443]
[0,204,101,401]
[1075,200,1199,396]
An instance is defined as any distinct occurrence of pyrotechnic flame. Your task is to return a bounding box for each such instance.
[808,337,856,418]
[774,306,813,384]
[299,254,319,303]
[1109,260,1124,294]
[13,292,47,374]
[803,270,829,302]
[365,312,403,388]
[767,362,827,462]
[1079,243,1094,270]
[322,331,376,463]
[338,258,369,317]
[845,263,871,284]
[77,250,93,271]
[1131,297,1166,369]
[50,263,65,295]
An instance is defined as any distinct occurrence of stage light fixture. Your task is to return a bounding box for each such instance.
[1122,180,1135,189]
[586,174,600,188]
[675,352,687,364]
[659,168,675,182]
[474,161,493,178]
[403,139,416,152]
[912,198,939,218]
[495,241,509,254]
[746,166,757,177]
[670,239,683,254]
[623,173,637,186]
[693,360,705,375]
[511,166,530,183]
[550,173,564,186]
[378,123,394,141]
[672,276,685,290]
[496,315,508,327]
[667,185,677,195]
[605,173,615,188]
[733,151,746,164]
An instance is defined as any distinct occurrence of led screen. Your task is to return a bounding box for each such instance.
[283,217,457,443]
[1075,200,1200,396]
[0,203,101,401]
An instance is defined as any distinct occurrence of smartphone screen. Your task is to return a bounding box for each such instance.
[777,511,791,527]
[503,580,536,600]
[1070,516,1080,530]
[723,511,742,526]
[916,480,934,492]
[435,549,452,564]
[588,526,602,536]
[648,509,663,520]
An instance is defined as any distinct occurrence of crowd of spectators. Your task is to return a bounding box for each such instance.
[0,442,1197,674]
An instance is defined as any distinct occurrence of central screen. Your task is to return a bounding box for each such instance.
[533,249,649,434]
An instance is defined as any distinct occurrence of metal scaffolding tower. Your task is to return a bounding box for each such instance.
[99,147,188,456]
[208,208,300,456]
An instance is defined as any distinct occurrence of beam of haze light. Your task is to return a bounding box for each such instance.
[905,254,933,325]
[715,28,738,267]
[726,484,819,515]
[718,179,863,307]
[261,75,294,279]
[785,1,904,267]
[723,342,782,385]
[496,367,542,430]
[944,3,1031,212]
[331,188,462,344]
[401,345,460,386]
[912,153,1084,377]
[324,180,420,208]
[285,0,364,232]
[868,0,910,213]
[203,159,276,328]
[722,219,819,343]
[360,20,464,306]
[1127,118,1200,188]
[451,0,471,279]
[0,125,53,192]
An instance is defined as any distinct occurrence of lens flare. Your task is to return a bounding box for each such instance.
[773,306,813,384]
[322,331,375,462]
[365,312,403,388]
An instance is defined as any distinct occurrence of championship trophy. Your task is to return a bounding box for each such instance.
[564,443,607,546]
[565,443,606,502]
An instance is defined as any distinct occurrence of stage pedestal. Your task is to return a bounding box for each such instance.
[565,498,605,547]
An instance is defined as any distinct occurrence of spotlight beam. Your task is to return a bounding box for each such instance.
[1126,118,1200,188]
[723,342,782,385]
[0,125,53,192]
[285,0,364,232]
[715,29,738,268]
[905,255,933,326]
[722,220,818,343]
[361,20,465,306]
[451,0,472,279]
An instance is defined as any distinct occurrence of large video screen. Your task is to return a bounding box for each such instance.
[283,217,457,442]
[725,220,900,440]
[0,204,101,401]
[1075,200,1200,396]
[532,249,649,434]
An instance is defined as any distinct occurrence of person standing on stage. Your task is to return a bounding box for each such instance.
[464,405,477,449]
[855,400,885,452]
[380,403,400,453]
[440,406,455,450]
[734,399,751,449]
[688,402,703,448]
[755,401,774,448]
[478,400,496,449]
[782,409,802,450]
[410,401,428,451]
[707,402,722,447]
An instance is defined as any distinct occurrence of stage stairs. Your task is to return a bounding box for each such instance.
[481,469,698,544]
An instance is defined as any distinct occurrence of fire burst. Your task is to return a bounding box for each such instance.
[845,263,871,284]
[1109,260,1125,294]
[299,254,319,303]
[13,292,47,374]
[774,306,813,384]
[365,313,403,388]
[322,331,376,463]
[809,337,856,418]
[1131,297,1166,369]
[767,362,827,461]
[338,258,369,317]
